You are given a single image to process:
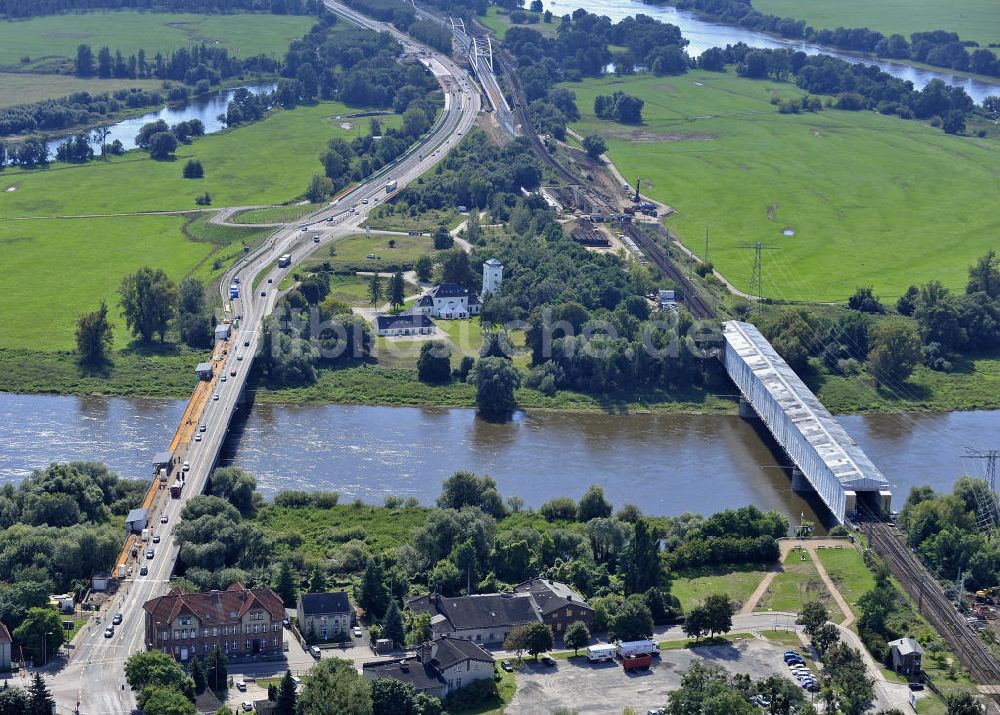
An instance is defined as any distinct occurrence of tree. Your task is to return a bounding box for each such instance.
[182,160,204,179]
[474,357,520,414]
[684,604,708,641]
[383,600,405,649]
[0,685,29,714]
[581,134,607,160]
[359,558,390,619]
[441,249,475,288]
[868,319,921,386]
[621,518,661,594]
[119,267,178,343]
[564,620,590,654]
[204,646,227,693]
[942,110,966,135]
[297,657,373,715]
[848,286,884,313]
[610,595,654,642]
[148,131,178,160]
[125,651,193,707]
[13,607,65,664]
[968,249,1000,299]
[76,44,95,76]
[415,255,433,282]
[178,277,205,315]
[433,224,453,249]
[577,484,613,521]
[796,601,828,636]
[309,567,328,593]
[275,560,299,607]
[190,656,207,694]
[368,274,383,305]
[371,678,420,715]
[306,173,333,202]
[944,692,982,715]
[141,687,197,715]
[275,669,298,715]
[504,626,529,662]
[93,124,111,160]
[389,271,406,310]
[418,340,452,383]
[524,622,554,659]
[75,301,114,365]
[701,594,735,637]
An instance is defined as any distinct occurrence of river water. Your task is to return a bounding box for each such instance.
[542,0,1000,104]
[1,392,996,527]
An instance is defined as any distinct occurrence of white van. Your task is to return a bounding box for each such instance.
[587,644,615,663]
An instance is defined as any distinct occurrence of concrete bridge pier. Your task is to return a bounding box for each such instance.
[738,396,758,420]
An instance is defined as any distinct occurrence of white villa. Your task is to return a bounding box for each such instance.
[414,283,480,320]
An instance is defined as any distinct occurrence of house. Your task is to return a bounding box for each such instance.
[513,578,593,636]
[214,324,231,342]
[888,637,924,675]
[0,622,11,672]
[297,591,352,642]
[143,584,285,662]
[125,507,148,536]
[406,592,539,645]
[375,313,436,337]
[362,636,494,700]
[482,259,503,296]
[195,362,214,380]
[414,283,480,320]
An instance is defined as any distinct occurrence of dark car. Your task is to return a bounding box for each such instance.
[540,656,556,667]
[908,683,925,692]
[139,565,148,576]
[112,613,123,625]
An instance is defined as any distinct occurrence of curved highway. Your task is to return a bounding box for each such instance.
[48,3,479,711]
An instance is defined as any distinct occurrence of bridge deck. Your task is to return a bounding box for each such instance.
[722,320,891,523]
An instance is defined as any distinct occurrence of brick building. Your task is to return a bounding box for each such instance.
[143,584,285,662]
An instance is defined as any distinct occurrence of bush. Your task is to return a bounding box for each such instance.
[540,497,577,522]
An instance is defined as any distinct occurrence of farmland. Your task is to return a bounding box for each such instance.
[565,71,1000,302]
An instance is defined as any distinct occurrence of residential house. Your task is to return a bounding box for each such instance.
[406,593,538,645]
[375,313,436,337]
[143,584,285,662]
[362,636,494,700]
[297,591,352,642]
[0,622,11,672]
[414,283,480,320]
[888,637,924,675]
[513,578,593,637]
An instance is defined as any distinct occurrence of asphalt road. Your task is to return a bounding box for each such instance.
[46,4,480,711]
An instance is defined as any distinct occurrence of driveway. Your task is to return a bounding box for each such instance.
[506,638,792,715]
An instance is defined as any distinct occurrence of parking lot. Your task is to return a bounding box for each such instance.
[505,638,795,714]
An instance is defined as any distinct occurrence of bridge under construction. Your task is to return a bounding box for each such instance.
[722,320,892,524]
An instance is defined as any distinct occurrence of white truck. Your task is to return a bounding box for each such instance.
[141,528,150,542]
[587,644,615,663]
[616,640,658,659]
[385,179,397,193]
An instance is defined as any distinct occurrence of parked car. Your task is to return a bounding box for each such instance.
[540,655,556,667]
[235,680,247,691]
[310,646,322,659]
[241,702,253,712]
[501,660,513,672]
[353,626,363,638]
[908,683,925,692]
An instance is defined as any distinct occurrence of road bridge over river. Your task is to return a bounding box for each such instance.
[722,320,892,524]
[46,1,480,710]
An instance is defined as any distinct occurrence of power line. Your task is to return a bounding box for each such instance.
[738,241,778,313]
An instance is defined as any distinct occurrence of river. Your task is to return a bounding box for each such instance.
[1,392,996,527]
[542,0,1000,105]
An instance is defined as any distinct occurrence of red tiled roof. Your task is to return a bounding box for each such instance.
[143,585,284,626]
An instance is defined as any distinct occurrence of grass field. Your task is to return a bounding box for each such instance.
[671,564,770,610]
[814,546,875,613]
[0,11,313,71]
[0,72,163,107]
[752,0,1000,50]
[0,101,386,217]
[326,232,439,271]
[566,71,1000,301]
[231,204,322,225]
[477,7,549,40]
[365,206,463,233]
[755,548,844,621]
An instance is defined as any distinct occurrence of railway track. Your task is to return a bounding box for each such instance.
[858,512,1000,704]
[621,224,716,320]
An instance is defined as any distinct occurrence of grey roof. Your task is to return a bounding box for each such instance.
[194,362,213,373]
[484,258,502,267]
[421,636,493,670]
[152,451,173,466]
[514,578,592,616]
[299,591,351,616]
[407,593,538,632]
[125,508,148,525]
[376,313,435,330]
[417,295,433,306]
[429,283,470,298]
[723,321,890,494]
[889,637,925,656]
[362,658,444,692]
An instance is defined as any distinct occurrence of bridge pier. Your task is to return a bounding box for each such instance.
[738,396,758,420]
[790,468,814,492]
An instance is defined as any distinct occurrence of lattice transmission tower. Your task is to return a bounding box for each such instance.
[739,242,777,313]
[962,448,1000,541]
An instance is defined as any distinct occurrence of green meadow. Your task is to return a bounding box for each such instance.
[566,71,1000,302]
[0,73,164,107]
[752,0,1000,50]
[0,11,313,70]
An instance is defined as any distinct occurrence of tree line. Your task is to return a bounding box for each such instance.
[0,0,317,19]
[664,0,1000,78]
[0,87,163,138]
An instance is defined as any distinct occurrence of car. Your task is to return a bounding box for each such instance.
[182,461,190,471]
[784,654,803,662]
[540,655,556,667]
[310,646,322,659]
[230,369,237,377]
[153,534,160,544]
[501,660,513,672]
[146,548,155,559]
[790,666,810,674]
[326,216,333,222]
[139,565,148,576]
[213,393,220,401]
[104,626,114,638]
[353,626,363,638]
[112,613,123,625]
[220,374,227,382]
[366,253,376,259]
[361,198,369,204]
[160,512,169,522]
[237,354,244,361]
[260,291,266,297]
[908,683,925,692]
[241,702,253,712]
[784,650,800,656]
[282,618,290,627]
[300,226,308,232]
[199,424,207,432]
[235,680,247,692]
[313,235,321,243]
[194,434,202,442]
[267,277,273,283]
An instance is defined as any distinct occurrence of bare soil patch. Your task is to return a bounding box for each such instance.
[601,127,717,143]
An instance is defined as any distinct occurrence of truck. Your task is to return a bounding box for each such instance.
[622,653,652,671]
[385,179,398,193]
[159,468,168,484]
[278,253,292,268]
[170,481,183,498]
[118,564,126,579]
[229,284,240,299]
[587,645,615,663]
[616,640,658,659]
[141,528,150,542]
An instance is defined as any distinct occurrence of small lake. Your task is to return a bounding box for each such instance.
[1,391,997,529]
[542,0,1000,104]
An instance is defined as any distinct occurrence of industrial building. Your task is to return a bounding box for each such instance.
[721,321,891,523]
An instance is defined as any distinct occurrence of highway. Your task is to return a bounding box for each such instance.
[47,3,480,711]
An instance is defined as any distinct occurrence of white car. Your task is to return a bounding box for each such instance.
[213,393,220,401]
[235,680,247,691]
[160,514,168,524]
[353,626,363,638]
[194,434,202,442]
[182,462,190,472]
